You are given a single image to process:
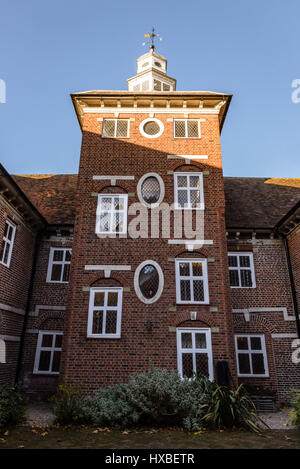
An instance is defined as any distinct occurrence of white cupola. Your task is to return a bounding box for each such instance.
[127,44,176,92]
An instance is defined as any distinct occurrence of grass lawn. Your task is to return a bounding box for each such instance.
[0,425,300,449]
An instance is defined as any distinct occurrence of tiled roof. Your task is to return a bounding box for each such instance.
[12,174,78,225]
[12,174,300,228]
[224,177,300,228]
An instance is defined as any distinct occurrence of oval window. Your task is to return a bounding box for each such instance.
[141,176,160,205]
[139,118,164,139]
[134,260,164,304]
[137,173,165,208]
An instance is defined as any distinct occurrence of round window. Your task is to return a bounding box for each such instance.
[139,118,164,139]
[143,121,160,136]
[134,260,164,304]
[141,177,160,205]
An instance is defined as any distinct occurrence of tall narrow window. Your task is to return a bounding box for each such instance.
[175,258,209,304]
[0,219,16,268]
[228,252,256,288]
[46,247,72,283]
[177,328,213,380]
[87,287,123,338]
[33,331,63,375]
[174,173,204,209]
[235,335,268,377]
[96,194,128,235]
[102,119,129,138]
[174,119,201,138]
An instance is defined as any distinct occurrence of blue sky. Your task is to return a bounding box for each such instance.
[0,0,299,177]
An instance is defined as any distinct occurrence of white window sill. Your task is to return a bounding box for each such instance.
[237,374,269,378]
[87,334,121,339]
[46,280,69,284]
[33,371,59,376]
[230,286,256,289]
[176,301,209,305]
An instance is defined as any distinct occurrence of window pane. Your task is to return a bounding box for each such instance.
[3,222,9,238]
[189,176,200,188]
[239,256,250,267]
[177,176,187,187]
[99,212,111,232]
[238,353,251,374]
[7,225,14,240]
[107,292,118,306]
[196,353,209,377]
[229,270,239,287]
[116,120,128,138]
[113,213,123,233]
[55,335,62,348]
[192,262,202,277]
[193,280,204,301]
[240,270,252,287]
[163,83,170,91]
[65,250,72,261]
[174,120,186,137]
[52,351,61,372]
[42,334,53,348]
[190,190,201,208]
[187,121,199,138]
[180,280,191,301]
[195,333,206,349]
[228,255,238,267]
[53,250,63,262]
[105,311,117,334]
[139,264,159,299]
[153,79,161,91]
[92,310,103,334]
[94,292,105,306]
[179,262,190,276]
[237,337,249,350]
[103,120,115,137]
[62,263,70,282]
[38,351,51,371]
[51,264,62,281]
[252,353,265,375]
[181,333,192,348]
[182,353,194,378]
[0,242,8,265]
[250,337,262,350]
[114,197,124,210]
[101,197,112,210]
[141,177,160,204]
[177,190,188,207]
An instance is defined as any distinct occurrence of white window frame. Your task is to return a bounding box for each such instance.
[0,219,16,268]
[175,258,209,304]
[139,118,164,139]
[87,287,123,339]
[102,119,130,138]
[228,252,256,288]
[137,172,165,208]
[95,194,128,235]
[173,119,201,139]
[174,172,204,210]
[33,330,63,375]
[235,334,269,378]
[134,260,164,304]
[176,328,214,380]
[46,247,72,283]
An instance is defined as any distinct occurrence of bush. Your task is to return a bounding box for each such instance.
[289,389,300,427]
[83,368,206,430]
[0,384,25,429]
[50,382,84,425]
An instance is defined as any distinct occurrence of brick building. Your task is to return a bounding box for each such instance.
[0,47,299,405]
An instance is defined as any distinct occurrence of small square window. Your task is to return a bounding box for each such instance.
[46,248,72,283]
[228,253,256,288]
[174,119,201,138]
[87,287,123,338]
[235,335,268,377]
[102,119,129,138]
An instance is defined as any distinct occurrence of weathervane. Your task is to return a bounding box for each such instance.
[142,27,162,51]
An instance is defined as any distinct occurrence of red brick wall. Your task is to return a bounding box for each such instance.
[0,199,36,385]
[61,111,237,394]
[288,226,300,311]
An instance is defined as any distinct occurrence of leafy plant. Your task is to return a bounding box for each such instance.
[0,384,25,429]
[289,389,300,427]
[50,381,84,425]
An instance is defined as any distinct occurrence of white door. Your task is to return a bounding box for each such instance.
[176,328,213,380]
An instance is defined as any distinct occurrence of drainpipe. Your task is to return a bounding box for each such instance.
[276,229,300,340]
[15,229,43,386]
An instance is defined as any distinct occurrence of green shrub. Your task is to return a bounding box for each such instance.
[83,368,206,430]
[198,378,264,432]
[289,389,300,427]
[0,384,25,429]
[50,382,84,425]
